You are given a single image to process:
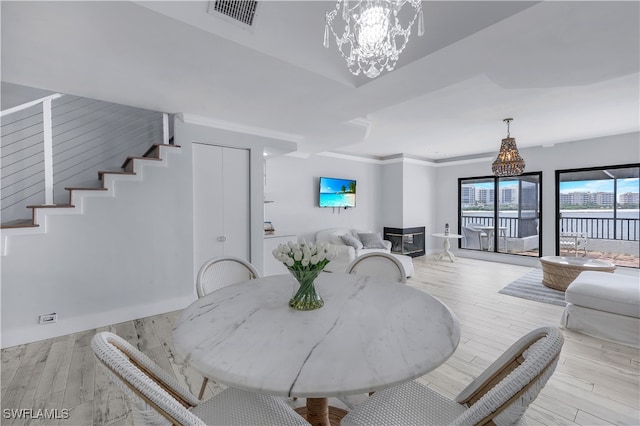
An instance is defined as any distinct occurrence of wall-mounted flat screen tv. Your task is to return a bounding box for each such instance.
[319,177,356,208]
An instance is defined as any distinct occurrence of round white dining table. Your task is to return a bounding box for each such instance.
[173,272,460,426]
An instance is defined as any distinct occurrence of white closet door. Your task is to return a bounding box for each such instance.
[221,147,250,259]
[193,144,250,272]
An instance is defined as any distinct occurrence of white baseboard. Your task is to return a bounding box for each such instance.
[1,294,195,349]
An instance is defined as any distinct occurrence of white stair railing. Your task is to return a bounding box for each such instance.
[163,112,169,145]
[1,93,64,205]
[2,94,170,222]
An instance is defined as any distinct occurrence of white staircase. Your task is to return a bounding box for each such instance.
[1,143,181,256]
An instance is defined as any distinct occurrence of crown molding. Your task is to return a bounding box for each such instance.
[318,151,381,164]
[318,151,495,167]
[177,113,303,143]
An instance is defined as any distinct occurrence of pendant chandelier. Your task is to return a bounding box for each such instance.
[324,0,424,79]
[492,118,526,177]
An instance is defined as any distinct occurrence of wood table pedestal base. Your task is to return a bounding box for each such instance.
[294,398,348,426]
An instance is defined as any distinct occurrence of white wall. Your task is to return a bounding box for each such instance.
[1,146,194,348]
[380,162,403,227]
[379,160,437,251]
[1,81,55,109]
[402,161,437,232]
[264,154,383,242]
[434,132,640,266]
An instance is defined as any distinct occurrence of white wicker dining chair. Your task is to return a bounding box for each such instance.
[346,252,407,283]
[461,225,488,250]
[341,326,564,426]
[91,332,309,426]
[196,256,260,298]
[195,256,260,398]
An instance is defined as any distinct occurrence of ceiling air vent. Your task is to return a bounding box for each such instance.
[208,1,258,27]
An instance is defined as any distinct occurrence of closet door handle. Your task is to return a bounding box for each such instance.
[217,236,227,242]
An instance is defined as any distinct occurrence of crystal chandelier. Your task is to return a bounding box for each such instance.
[324,0,424,79]
[492,118,526,177]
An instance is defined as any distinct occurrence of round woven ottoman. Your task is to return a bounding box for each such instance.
[539,256,616,291]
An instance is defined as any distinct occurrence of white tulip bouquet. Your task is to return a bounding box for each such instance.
[272,241,335,310]
[272,240,335,271]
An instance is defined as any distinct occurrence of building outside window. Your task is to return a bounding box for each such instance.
[458,172,542,257]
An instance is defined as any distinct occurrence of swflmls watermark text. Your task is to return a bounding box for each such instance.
[3,408,70,420]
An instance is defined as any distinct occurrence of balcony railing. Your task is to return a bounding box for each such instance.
[460,216,528,238]
[461,215,639,241]
[560,217,638,241]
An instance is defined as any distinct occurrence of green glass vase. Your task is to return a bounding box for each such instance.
[288,268,324,311]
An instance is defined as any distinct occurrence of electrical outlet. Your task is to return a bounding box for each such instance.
[39,313,57,324]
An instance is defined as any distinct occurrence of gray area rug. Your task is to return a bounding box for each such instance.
[499,269,567,306]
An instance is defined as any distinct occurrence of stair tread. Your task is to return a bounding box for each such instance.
[121,143,180,168]
[98,171,136,177]
[121,156,162,169]
[65,187,107,191]
[142,143,181,158]
[98,171,136,181]
[26,204,75,209]
[1,219,38,229]
[126,156,162,160]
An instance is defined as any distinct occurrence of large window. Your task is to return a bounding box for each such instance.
[556,164,639,268]
[459,172,542,257]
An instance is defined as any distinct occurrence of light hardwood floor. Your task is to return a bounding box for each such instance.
[2,256,639,425]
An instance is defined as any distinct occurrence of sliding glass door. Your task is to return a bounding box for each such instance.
[556,164,639,268]
[459,172,541,257]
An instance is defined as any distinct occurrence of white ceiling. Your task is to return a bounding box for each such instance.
[1,1,638,161]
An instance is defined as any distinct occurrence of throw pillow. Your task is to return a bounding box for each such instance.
[358,233,387,249]
[341,234,364,250]
[329,232,345,245]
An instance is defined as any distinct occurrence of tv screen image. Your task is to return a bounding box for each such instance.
[319,177,356,208]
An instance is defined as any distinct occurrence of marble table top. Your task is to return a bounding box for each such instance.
[172,273,460,398]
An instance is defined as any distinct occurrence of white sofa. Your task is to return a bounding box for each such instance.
[315,228,415,277]
[561,271,639,347]
[316,228,392,273]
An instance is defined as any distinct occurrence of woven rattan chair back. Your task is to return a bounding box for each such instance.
[453,326,564,425]
[346,252,407,283]
[91,332,204,426]
[196,256,260,298]
[342,326,564,426]
[92,332,311,426]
